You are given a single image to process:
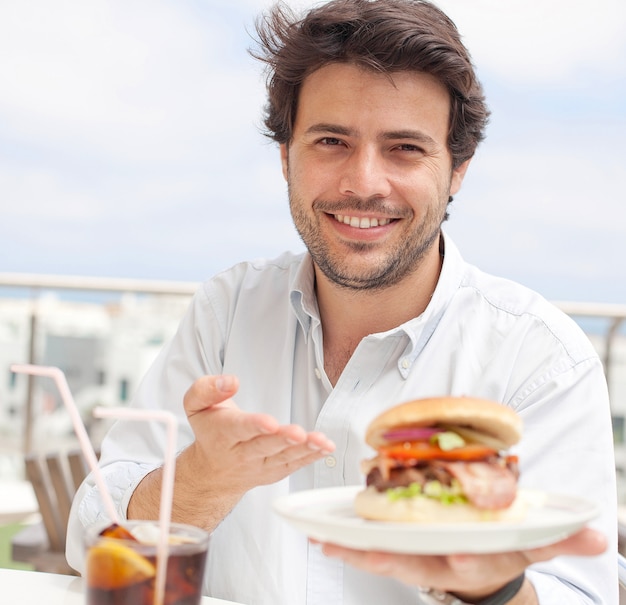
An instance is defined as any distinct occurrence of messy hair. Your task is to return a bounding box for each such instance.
[252,0,489,168]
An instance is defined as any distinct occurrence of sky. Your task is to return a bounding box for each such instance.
[0,0,625,304]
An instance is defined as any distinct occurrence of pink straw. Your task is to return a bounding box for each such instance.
[94,405,178,605]
[11,364,178,605]
[10,364,119,523]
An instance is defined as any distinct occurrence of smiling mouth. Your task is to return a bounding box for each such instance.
[333,214,393,228]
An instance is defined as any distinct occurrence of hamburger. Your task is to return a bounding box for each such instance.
[355,397,526,523]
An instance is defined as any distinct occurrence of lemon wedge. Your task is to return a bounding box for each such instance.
[87,538,156,589]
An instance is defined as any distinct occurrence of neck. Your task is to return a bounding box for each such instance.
[316,239,443,384]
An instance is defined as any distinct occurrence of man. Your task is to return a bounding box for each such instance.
[67,1,617,603]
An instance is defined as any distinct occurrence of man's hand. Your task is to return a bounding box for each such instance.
[316,528,607,603]
[129,374,335,532]
[182,374,335,495]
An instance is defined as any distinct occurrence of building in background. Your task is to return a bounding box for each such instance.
[0,293,191,475]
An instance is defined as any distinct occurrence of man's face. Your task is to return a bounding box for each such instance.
[281,62,470,291]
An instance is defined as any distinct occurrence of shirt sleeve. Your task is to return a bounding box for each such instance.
[66,284,224,573]
[516,355,618,604]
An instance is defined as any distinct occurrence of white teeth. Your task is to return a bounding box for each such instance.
[334,214,391,228]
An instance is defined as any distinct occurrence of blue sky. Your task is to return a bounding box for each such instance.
[1,0,624,303]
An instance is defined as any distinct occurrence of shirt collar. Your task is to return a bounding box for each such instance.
[289,253,318,341]
[392,230,466,376]
[288,231,466,358]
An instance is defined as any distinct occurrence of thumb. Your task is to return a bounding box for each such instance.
[183,374,240,416]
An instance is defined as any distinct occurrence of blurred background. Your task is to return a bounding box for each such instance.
[0,0,625,571]
[1,0,624,297]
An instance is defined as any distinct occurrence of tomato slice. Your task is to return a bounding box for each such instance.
[380,441,497,461]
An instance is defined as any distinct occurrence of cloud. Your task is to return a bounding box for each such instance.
[465,131,623,230]
[0,0,276,225]
[446,119,625,301]
[0,0,263,162]
[0,0,623,303]
[436,0,626,85]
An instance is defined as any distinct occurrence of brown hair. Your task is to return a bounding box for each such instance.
[252,0,489,167]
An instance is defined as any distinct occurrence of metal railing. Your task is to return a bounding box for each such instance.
[552,300,626,389]
[0,272,198,454]
[0,272,199,297]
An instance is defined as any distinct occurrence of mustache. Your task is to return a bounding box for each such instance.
[313,197,408,217]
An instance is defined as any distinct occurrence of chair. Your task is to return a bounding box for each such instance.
[11,449,94,575]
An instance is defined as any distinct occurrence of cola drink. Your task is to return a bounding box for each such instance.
[85,521,209,605]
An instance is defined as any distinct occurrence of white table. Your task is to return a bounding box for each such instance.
[0,567,246,604]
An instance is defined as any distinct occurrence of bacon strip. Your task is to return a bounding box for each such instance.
[361,454,400,481]
[442,460,517,509]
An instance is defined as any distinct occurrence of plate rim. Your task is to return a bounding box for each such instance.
[273,485,600,554]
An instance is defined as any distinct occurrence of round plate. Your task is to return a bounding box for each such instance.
[273,486,599,554]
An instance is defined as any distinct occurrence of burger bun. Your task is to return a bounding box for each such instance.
[366,396,522,451]
[354,486,528,523]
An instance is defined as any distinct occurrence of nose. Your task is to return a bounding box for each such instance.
[338,147,391,199]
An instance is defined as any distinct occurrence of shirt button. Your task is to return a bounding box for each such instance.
[314,368,322,380]
[324,456,336,468]
[401,358,410,369]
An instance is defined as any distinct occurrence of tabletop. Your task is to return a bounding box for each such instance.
[1,567,246,605]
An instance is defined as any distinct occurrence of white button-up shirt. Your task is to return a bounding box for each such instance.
[67,232,617,604]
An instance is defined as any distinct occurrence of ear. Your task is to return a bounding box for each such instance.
[279,143,289,181]
[450,158,471,196]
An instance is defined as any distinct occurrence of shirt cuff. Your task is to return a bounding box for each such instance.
[526,569,594,604]
[78,461,158,527]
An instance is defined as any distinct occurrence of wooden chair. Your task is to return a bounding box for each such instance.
[11,449,94,575]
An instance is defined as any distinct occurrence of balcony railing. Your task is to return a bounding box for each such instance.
[0,272,198,457]
[0,272,199,297]
[552,300,626,389]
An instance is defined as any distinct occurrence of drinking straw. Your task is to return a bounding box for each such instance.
[11,364,178,605]
[10,364,119,524]
[94,405,178,605]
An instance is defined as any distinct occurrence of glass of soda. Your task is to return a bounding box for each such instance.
[85,521,209,605]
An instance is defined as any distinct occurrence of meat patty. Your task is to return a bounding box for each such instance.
[367,456,519,510]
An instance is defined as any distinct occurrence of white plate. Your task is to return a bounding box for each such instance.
[273,486,599,554]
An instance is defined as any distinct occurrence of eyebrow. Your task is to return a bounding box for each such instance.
[304,123,437,146]
[381,130,437,146]
[305,123,353,136]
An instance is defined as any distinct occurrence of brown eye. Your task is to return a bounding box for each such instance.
[397,144,422,152]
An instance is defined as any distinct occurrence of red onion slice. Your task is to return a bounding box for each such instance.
[382,427,442,442]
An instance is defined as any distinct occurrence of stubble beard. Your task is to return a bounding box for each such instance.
[288,186,448,292]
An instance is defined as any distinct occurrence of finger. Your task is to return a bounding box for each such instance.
[524,527,608,562]
[319,543,429,580]
[319,546,512,595]
[183,375,240,416]
[443,528,608,590]
[237,412,282,439]
[202,405,284,445]
[228,430,334,487]
[256,447,332,485]
[448,527,609,574]
[319,528,609,593]
[273,426,335,452]
[306,431,336,454]
[241,428,326,463]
